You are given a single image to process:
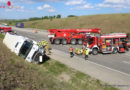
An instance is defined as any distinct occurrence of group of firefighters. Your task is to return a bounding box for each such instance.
[37,40,89,60]
[37,40,51,55]
[69,46,90,60]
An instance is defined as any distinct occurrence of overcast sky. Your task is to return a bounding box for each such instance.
[0,0,130,19]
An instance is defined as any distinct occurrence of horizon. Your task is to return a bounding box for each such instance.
[0,0,130,19]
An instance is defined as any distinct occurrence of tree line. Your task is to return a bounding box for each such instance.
[29,14,62,21]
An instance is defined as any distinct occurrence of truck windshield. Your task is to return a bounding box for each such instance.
[19,41,33,59]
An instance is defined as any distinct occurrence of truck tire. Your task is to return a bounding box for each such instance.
[33,53,43,64]
[92,48,98,55]
[62,39,67,45]
[71,39,76,45]
[54,39,60,45]
[113,48,118,54]
[78,39,83,45]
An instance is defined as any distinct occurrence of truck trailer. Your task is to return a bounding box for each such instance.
[3,33,46,63]
[16,23,24,28]
[48,28,101,45]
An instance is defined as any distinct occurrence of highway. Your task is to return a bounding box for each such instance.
[12,27,130,90]
[14,27,130,75]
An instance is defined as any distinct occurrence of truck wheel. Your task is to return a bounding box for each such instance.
[92,48,98,55]
[113,48,118,54]
[78,39,83,45]
[54,39,60,44]
[33,53,43,64]
[71,39,76,45]
[62,39,67,45]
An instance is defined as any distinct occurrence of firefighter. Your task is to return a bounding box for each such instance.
[37,41,42,48]
[80,49,83,55]
[85,47,89,60]
[78,48,81,55]
[75,48,78,55]
[82,48,86,56]
[45,42,51,55]
[14,31,17,34]
[69,46,74,58]
[43,40,51,55]
[75,48,81,55]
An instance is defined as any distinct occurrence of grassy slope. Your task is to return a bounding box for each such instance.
[0,34,117,90]
[22,13,130,34]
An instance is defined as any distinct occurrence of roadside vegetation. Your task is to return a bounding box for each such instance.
[0,34,117,90]
[4,13,130,34]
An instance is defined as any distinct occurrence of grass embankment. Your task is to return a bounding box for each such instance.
[17,13,130,34]
[0,34,117,90]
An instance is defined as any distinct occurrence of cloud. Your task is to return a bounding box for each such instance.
[37,4,56,12]
[47,8,56,12]
[96,0,130,9]
[43,4,51,9]
[71,3,94,10]
[0,0,8,3]
[5,5,25,12]
[37,6,43,10]
[104,0,125,4]
[10,0,65,4]
[65,0,86,6]
[80,4,94,9]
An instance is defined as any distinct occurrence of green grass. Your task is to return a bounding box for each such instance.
[0,34,118,90]
[0,33,4,39]
[7,13,129,34]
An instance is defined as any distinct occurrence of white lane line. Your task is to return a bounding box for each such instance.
[123,61,130,65]
[86,60,130,77]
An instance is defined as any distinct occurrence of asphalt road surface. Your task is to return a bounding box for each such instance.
[13,27,130,76]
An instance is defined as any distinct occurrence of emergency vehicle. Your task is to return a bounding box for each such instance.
[84,33,128,55]
[0,25,12,33]
[48,28,101,45]
[127,34,130,47]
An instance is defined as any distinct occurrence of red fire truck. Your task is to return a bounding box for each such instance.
[0,26,12,33]
[84,33,128,55]
[48,28,101,45]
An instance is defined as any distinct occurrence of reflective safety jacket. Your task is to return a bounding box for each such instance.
[38,41,42,47]
[85,48,89,55]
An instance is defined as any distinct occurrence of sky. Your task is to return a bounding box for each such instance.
[0,0,130,19]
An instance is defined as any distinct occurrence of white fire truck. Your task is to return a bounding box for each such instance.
[84,33,128,55]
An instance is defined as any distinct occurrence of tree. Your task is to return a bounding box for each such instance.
[68,15,77,17]
[56,14,61,18]
[43,16,49,19]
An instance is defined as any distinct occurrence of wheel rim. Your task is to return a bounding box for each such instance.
[78,40,82,44]
[93,49,98,55]
[55,39,60,44]
[62,40,67,44]
[71,39,76,44]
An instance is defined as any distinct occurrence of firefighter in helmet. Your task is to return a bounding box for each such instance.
[43,40,51,55]
[85,47,89,60]
[69,46,74,58]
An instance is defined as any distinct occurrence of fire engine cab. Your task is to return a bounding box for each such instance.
[84,33,128,55]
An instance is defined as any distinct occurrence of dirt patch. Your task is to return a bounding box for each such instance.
[57,72,71,82]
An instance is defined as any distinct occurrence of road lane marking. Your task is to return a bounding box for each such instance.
[86,60,130,77]
[123,61,130,65]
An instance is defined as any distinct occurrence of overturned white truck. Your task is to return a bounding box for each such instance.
[3,33,46,63]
